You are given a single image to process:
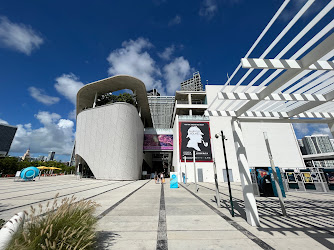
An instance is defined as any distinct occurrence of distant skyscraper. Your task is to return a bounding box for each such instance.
[37,155,45,161]
[302,135,334,167]
[180,72,203,91]
[297,139,306,155]
[21,148,31,161]
[47,151,55,161]
[0,123,17,157]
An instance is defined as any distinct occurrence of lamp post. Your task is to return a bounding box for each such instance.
[216,130,234,217]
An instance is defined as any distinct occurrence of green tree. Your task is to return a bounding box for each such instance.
[96,92,135,107]
[0,157,19,174]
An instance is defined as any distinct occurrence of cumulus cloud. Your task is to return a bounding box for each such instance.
[107,38,193,94]
[163,57,192,95]
[107,37,163,90]
[280,0,323,22]
[158,45,175,60]
[54,73,84,105]
[10,111,75,155]
[293,123,333,138]
[68,109,76,120]
[28,87,60,105]
[199,0,218,19]
[0,16,43,55]
[0,118,8,125]
[168,15,181,26]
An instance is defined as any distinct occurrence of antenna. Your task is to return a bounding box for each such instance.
[227,73,230,85]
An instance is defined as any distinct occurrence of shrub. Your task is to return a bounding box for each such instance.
[7,194,99,250]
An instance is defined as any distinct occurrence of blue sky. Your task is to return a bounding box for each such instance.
[0,0,332,161]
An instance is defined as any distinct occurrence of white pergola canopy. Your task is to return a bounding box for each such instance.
[207,0,334,123]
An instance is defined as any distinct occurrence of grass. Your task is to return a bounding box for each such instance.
[7,194,99,250]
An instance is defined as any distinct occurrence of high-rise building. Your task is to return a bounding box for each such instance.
[47,151,55,161]
[37,155,45,161]
[297,139,306,155]
[180,72,203,91]
[21,148,31,161]
[147,89,175,129]
[302,135,334,167]
[0,123,17,157]
[330,139,334,149]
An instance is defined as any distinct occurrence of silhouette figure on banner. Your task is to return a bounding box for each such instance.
[186,126,208,151]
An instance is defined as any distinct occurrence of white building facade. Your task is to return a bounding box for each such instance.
[172,85,306,183]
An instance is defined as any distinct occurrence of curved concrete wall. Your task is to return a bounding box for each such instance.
[76,103,144,180]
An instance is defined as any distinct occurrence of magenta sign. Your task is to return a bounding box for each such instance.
[143,134,173,151]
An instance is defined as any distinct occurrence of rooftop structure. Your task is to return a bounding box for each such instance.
[180,72,203,92]
[148,96,175,129]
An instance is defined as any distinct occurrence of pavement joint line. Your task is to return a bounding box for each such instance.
[35,181,139,219]
[0,181,105,200]
[0,179,104,193]
[0,181,133,213]
[180,183,275,250]
[97,180,150,219]
[157,183,168,250]
[202,183,334,236]
[200,183,334,236]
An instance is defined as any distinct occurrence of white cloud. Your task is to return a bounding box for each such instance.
[0,16,43,55]
[158,45,175,60]
[68,109,76,120]
[199,0,218,19]
[280,0,322,22]
[163,57,192,95]
[35,111,61,125]
[28,87,60,105]
[293,123,333,139]
[10,111,75,155]
[168,15,181,26]
[54,73,84,105]
[107,37,163,90]
[293,123,309,135]
[311,124,332,138]
[0,118,8,125]
[107,38,194,94]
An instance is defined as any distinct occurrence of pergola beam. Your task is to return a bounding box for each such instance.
[218,92,327,102]
[235,32,334,117]
[205,110,334,120]
[241,58,334,71]
[287,89,334,117]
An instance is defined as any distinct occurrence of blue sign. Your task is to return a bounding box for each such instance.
[170,172,178,189]
[268,167,286,198]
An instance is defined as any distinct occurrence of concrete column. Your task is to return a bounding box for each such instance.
[328,122,334,138]
[189,109,193,116]
[93,92,97,108]
[188,94,192,104]
[231,118,261,227]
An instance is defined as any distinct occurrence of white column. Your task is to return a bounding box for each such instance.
[231,118,260,227]
[189,109,193,116]
[188,93,192,104]
[92,92,97,108]
[328,122,334,138]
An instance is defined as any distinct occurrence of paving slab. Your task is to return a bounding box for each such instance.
[2,175,334,249]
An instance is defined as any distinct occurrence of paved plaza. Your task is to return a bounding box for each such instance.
[1,175,334,249]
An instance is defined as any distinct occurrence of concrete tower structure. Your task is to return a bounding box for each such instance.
[75,75,152,180]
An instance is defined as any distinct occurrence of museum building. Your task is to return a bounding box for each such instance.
[75,74,305,182]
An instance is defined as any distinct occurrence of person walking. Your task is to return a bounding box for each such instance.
[160,172,164,184]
